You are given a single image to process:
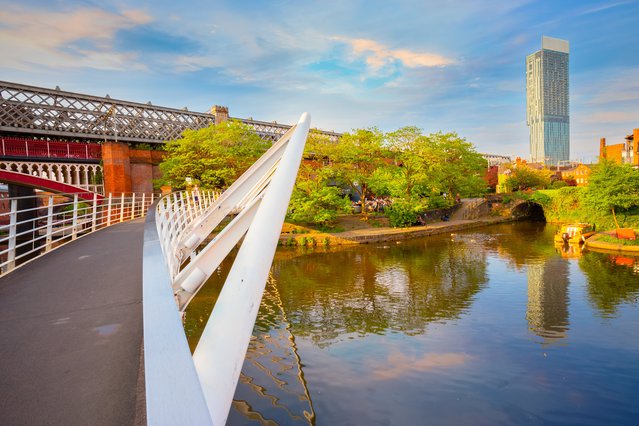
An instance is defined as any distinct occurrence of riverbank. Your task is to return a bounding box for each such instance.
[279,215,516,246]
[585,232,639,254]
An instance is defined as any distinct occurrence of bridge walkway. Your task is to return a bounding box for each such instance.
[0,219,146,425]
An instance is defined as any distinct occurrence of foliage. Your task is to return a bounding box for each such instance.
[157,120,268,190]
[505,166,552,191]
[584,161,639,220]
[287,133,351,225]
[326,128,388,218]
[538,186,639,230]
[550,180,567,189]
[288,184,351,225]
[423,132,488,198]
[386,198,423,227]
[529,191,551,206]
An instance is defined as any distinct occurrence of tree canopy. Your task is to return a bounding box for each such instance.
[157,120,268,190]
[505,165,552,191]
[584,160,639,215]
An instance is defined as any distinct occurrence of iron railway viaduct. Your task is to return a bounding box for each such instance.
[0,80,340,196]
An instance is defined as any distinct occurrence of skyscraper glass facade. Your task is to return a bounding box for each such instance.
[526,36,570,165]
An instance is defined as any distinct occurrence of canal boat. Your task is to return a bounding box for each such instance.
[554,223,595,245]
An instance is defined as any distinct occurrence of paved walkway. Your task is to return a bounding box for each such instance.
[0,219,146,426]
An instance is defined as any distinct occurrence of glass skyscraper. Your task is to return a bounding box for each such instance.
[526,36,570,165]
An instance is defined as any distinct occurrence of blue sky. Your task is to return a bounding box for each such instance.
[1,0,638,161]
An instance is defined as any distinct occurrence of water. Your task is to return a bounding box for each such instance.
[185,222,639,425]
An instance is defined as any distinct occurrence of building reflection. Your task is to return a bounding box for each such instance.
[526,256,570,345]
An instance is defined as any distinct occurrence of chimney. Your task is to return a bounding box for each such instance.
[210,105,229,125]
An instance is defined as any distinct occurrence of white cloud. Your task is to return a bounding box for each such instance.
[333,36,455,73]
[0,5,151,71]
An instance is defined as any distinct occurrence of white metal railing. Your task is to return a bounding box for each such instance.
[155,190,220,279]
[143,112,311,425]
[0,191,157,275]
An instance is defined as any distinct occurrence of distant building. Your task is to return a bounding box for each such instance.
[481,153,511,167]
[599,128,639,167]
[526,36,570,166]
[560,163,592,186]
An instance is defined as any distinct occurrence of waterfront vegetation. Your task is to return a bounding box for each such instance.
[533,161,639,230]
[158,122,639,232]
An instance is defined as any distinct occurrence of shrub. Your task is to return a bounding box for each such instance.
[386,198,420,227]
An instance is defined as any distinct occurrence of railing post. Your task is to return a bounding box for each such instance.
[131,193,136,219]
[141,193,146,218]
[91,193,98,232]
[71,194,78,240]
[47,141,51,158]
[45,196,54,252]
[7,199,18,271]
[107,193,113,227]
[25,140,29,157]
[120,193,125,222]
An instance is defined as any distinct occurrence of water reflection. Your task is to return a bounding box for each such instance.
[185,223,639,425]
[579,250,639,317]
[274,237,488,346]
[526,257,570,345]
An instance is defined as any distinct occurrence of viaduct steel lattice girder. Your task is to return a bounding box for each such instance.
[0,81,341,144]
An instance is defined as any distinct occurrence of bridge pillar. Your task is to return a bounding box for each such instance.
[102,142,132,194]
[8,185,40,260]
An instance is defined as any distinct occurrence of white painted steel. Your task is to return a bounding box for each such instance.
[144,112,311,425]
[0,191,156,275]
[192,112,310,424]
[172,194,263,311]
[142,207,213,426]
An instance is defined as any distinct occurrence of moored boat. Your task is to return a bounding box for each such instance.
[554,223,595,244]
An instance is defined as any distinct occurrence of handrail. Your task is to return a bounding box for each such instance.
[0,191,156,276]
[143,112,311,425]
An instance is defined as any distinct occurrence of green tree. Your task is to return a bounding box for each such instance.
[158,120,268,190]
[327,128,388,218]
[506,165,552,191]
[288,133,351,224]
[584,160,639,227]
[425,132,488,197]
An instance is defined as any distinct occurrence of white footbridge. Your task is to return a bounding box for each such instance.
[142,113,311,425]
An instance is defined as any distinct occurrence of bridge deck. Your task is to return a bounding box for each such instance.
[0,220,146,425]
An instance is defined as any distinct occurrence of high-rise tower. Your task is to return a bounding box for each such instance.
[526,36,570,165]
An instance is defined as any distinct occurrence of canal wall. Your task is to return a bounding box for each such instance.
[279,216,516,246]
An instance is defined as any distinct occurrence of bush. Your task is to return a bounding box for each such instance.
[386,198,421,227]
[288,186,351,225]
[551,180,567,189]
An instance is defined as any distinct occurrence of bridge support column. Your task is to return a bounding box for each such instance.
[102,142,132,194]
[8,185,41,261]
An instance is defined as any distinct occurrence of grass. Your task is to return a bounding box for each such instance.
[597,233,639,246]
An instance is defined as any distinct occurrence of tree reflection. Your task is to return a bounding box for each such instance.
[579,251,639,316]
[274,238,488,346]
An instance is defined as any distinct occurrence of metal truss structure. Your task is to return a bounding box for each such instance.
[0,81,340,144]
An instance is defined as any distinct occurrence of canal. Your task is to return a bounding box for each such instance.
[185,222,639,425]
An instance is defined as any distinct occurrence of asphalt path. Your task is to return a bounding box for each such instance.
[0,219,146,426]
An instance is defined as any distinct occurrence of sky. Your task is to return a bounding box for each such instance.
[1,0,638,162]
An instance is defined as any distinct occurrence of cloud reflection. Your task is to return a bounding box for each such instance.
[372,350,470,380]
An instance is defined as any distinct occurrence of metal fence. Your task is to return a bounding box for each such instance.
[154,189,220,277]
[0,191,157,275]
